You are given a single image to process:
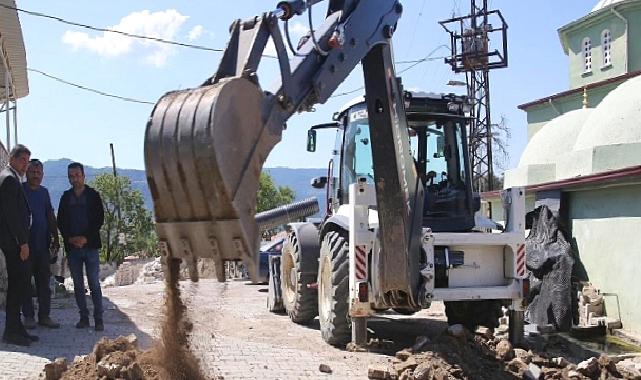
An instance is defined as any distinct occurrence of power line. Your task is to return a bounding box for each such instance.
[404,0,428,58]
[29,46,448,106]
[29,42,448,105]
[3,2,441,65]
[0,3,226,54]
[27,68,155,105]
[399,47,450,74]
[330,50,449,99]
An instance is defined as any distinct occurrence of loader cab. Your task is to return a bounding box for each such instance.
[405,93,477,232]
[334,93,476,232]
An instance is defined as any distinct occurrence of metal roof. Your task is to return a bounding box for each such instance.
[517,70,641,110]
[337,91,450,115]
[592,0,626,12]
[0,0,28,99]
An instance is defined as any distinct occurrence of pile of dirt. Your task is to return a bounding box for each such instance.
[40,335,162,380]
[368,325,637,380]
[42,258,206,380]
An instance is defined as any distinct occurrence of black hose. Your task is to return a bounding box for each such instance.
[255,197,320,231]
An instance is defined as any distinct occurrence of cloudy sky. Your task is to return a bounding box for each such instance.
[15,1,595,171]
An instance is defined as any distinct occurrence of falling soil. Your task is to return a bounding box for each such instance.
[151,258,206,380]
[42,258,206,380]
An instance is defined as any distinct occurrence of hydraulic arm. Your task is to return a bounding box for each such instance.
[144,0,422,297]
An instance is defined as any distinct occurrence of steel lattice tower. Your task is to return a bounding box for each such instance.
[440,0,508,192]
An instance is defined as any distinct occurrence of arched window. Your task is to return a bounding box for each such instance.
[602,29,612,67]
[583,37,592,72]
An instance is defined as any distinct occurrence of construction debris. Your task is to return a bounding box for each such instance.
[367,325,641,380]
[42,259,206,380]
[39,335,162,380]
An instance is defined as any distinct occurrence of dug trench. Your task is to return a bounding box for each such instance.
[364,315,641,380]
[41,258,206,380]
[39,269,641,380]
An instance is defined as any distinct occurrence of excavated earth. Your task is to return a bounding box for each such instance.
[41,259,205,380]
[367,325,641,380]
[37,259,641,380]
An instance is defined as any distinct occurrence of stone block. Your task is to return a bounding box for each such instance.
[496,339,514,361]
[368,364,393,380]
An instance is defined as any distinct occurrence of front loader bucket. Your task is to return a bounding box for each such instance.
[144,77,280,282]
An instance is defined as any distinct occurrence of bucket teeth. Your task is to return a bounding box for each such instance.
[144,77,282,282]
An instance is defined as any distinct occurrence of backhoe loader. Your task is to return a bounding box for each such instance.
[144,0,527,347]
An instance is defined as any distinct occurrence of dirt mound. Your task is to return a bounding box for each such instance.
[368,325,636,380]
[42,258,206,380]
[41,335,163,380]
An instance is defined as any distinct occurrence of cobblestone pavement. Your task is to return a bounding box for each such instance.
[0,280,448,379]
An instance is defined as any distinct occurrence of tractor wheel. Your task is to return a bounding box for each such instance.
[445,300,503,330]
[281,231,318,324]
[267,255,284,313]
[393,308,416,316]
[318,230,351,346]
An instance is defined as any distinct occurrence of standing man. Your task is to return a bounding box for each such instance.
[0,144,38,345]
[22,159,60,329]
[57,162,105,331]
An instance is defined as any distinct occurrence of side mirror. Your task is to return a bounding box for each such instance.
[436,135,445,157]
[311,176,328,189]
[307,129,317,152]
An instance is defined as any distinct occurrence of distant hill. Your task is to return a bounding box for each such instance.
[41,159,326,217]
[42,159,149,211]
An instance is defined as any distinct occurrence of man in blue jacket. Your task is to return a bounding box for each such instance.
[21,159,60,330]
[57,162,105,331]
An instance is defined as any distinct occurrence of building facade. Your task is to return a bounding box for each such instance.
[486,0,641,335]
[0,0,29,306]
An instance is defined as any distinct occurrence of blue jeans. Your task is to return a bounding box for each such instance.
[67,248,103,321]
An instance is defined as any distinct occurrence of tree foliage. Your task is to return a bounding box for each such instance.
[91,173,157,263]
[256,172,295,213]
[257,172,296,239]
[491,115,510,190]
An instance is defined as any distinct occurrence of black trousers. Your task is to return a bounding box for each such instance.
[22,250,52,320]
[2,245,29,336]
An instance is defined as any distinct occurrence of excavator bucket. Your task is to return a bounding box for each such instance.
[144,77,280,282]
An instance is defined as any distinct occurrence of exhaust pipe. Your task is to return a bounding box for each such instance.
[255,197,320,231]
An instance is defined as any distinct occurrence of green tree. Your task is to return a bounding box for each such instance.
[91,173,157,263]
[257,172,296,239]
[256,172,295,213]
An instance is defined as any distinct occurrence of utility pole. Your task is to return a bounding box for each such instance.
[110,143,124,259]
[440,0,508,191]
[110,143,118,177]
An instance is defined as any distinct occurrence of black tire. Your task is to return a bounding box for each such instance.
[267,255,284,313]
[445,300,503,330]
[393,308,416,316]
[318,230,351,346]
[281,232,318,324]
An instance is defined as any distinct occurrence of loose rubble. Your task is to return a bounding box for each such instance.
[39,335,165,380]
[367,325,641,380]
[42,259,206,380]
[319,363,333,373]
[102,256,220,288]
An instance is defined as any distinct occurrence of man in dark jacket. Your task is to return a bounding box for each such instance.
[57,162,105,331]
[0,144,39,346]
